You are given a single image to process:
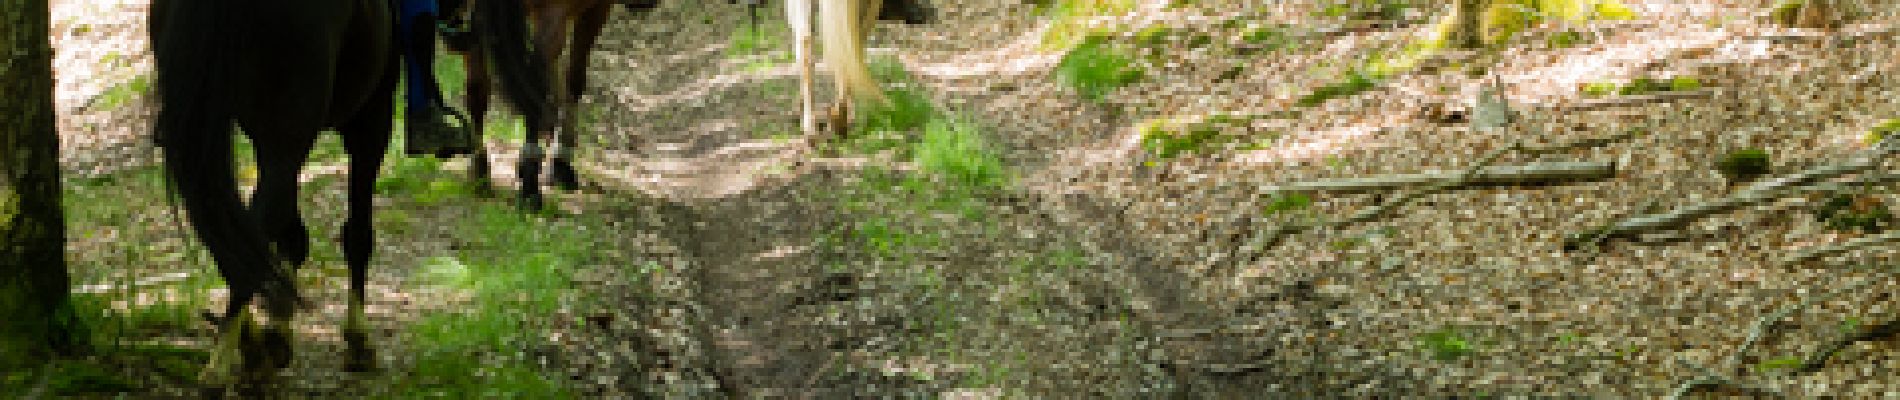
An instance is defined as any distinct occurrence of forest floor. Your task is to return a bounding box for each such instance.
[29,0,1900,398]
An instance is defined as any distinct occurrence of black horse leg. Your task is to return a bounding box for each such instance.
[338,77,396,373]
[877,0,934,24]
[199,287,254,385]
[245,134,317,268]
[550,5,610,192]
[244,130,318,372]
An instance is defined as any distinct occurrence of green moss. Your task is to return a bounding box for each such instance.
[1716,148,1771,182]
[1135,25,1173,47]
[0,187,14,228]
[1140,120,1224,159]
[91,74,151,110]
[1862,118,1900,145]
[1418,328,1476,361]
[1579,82,1616,97]
[1593,0,1637,19]
[1322,0,1411,20]
[1264,193,1313,215]
[1240,25,1292,51]
[1037,0,1139,50]
[1545,30,1585,48]
[1296,69,1380,107]
[1466,0,1636,47]
[1815,194,1893,232]
[1669,76,1702,91]
[1618,77,1662,95]
[1770,0,1806,25]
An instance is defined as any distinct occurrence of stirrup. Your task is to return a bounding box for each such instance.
[440,20,475,52]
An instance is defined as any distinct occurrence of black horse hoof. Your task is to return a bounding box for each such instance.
[260,326,293,371]
[516,194,545,213]
[342,330,378,373]
[550,161,581,191]
[433,145,476,159]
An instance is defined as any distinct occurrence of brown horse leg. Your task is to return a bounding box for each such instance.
[461,46,497,196]
[514,7,572,209]
[551,2,611,191]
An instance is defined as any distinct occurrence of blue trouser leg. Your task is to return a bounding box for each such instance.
[398,0,439,113]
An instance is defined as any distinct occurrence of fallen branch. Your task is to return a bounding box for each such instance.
[1800,315,1900,374]
[1555,89,1717,112]
[1666,275,1887,399]
[1567,139,1900,251]
[1225,129,1639,269]
[1783,229,1900,265]
[1261,161,1616,194]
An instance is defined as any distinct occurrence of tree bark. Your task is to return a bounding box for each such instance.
[1449,0,1486,49]
[1,0,81,369]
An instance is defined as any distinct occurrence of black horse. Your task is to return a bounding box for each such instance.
[149,0,551,384]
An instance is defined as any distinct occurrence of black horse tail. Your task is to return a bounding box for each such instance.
[473,0,554,129]
[149,0,301,316]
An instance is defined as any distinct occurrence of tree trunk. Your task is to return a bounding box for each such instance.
[1,0,81,370]
[1449,0,1486,49]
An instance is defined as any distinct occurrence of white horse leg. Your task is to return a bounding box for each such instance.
[787,0,817,138]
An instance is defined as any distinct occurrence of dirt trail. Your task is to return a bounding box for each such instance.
[46,0,1900,397]
[554,1,1900,398]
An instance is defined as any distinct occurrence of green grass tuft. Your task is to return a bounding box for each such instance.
[915,118,1009,191]
[1054,35,1145,102]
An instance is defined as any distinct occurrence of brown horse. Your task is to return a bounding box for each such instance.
[442,0,657,210]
